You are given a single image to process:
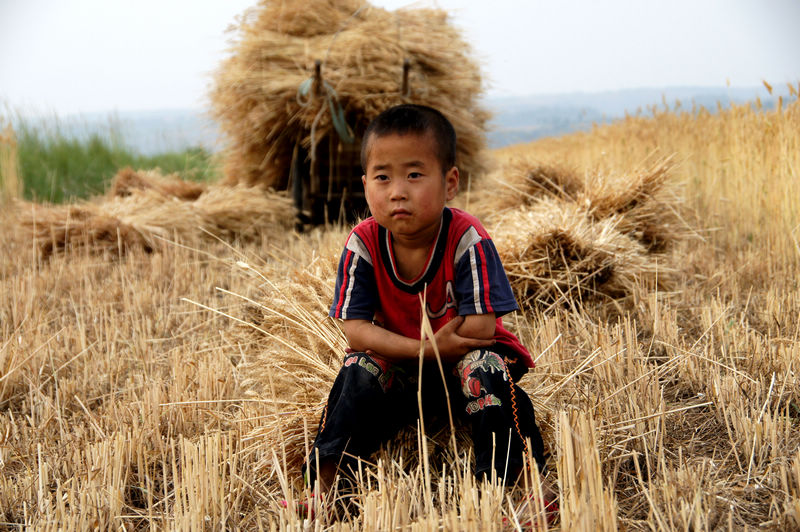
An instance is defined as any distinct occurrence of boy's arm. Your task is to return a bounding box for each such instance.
[456,312,496,340]
[342,314,495,363]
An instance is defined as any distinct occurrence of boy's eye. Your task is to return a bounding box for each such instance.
[408,172,423,179]
[375,174,389,181]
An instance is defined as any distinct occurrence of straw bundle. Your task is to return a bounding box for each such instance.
[108,167,206,200]
[20,202,156,257]
[491,160,585,206]
[476,156,681,252]
[577,158,682,252]
[227,245,345,475]
[20,169,294,258]
[466,155,682,310]
[491,199,669,310]
[1,123,23,204]
[210,0,489,189]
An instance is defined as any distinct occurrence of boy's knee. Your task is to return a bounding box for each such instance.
[340,352,399,393]
[456,349,509,409]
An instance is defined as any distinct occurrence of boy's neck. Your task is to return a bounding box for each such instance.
[389,213,443,251]
[389,213,443,281]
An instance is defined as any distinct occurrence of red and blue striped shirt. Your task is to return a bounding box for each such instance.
[330,207,533,367]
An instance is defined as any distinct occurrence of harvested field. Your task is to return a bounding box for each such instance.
[1,97,799,530]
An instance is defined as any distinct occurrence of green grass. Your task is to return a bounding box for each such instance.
[11,118,219,203]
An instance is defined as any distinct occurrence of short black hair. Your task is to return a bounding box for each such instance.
[361,104,457,174]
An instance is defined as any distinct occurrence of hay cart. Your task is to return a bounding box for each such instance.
[211,0,489,229]
[290,59,413,228]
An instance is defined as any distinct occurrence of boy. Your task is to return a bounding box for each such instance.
[310,104,549,501]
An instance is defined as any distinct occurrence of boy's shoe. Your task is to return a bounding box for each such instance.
[503,495,559,529]
[279,493,327,520]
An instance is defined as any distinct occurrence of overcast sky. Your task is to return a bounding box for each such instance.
[1,0,799,115]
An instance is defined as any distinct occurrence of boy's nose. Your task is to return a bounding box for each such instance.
[390,181,407,200]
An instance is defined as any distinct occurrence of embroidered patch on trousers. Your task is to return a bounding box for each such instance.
[465,393,502,414]
[456,350,508,398]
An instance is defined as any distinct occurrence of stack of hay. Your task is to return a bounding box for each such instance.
[210,0,489,189]
[19,168,294,258]
[470,156,683,311]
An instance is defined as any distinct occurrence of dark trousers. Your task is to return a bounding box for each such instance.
[307,349,546,486]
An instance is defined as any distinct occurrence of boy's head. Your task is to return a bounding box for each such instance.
[361,104,457,175]
[360,104,459,241]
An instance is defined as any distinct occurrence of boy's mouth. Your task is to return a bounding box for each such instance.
[390,208,411,218]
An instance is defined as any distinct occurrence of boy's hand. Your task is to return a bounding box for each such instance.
[430,315,495,361]
[342,314,495,364]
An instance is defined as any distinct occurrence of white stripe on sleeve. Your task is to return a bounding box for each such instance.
[346,233,372,266]
[341,254,359,319]
[469,247,483,314]
[454,226,481,266]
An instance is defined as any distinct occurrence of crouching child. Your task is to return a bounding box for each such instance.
[305,104,555,518]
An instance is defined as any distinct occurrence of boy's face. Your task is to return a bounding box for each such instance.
[362,132,459,243]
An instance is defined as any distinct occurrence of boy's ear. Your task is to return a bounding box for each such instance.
[445,166,459,201]
[361,175,367,187]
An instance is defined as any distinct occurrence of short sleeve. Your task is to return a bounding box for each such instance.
[454,238,519,317]
[329,233,378,320]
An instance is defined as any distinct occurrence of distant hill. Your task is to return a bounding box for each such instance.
[41,85,786,155]
[55,108,221,156]
[484,85,785,147]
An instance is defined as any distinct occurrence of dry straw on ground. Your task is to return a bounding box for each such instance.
[211,0,489,189]
[18,168,295,258]
[2,97,799,529]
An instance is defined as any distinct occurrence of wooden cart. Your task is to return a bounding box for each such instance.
[290,59,412,229]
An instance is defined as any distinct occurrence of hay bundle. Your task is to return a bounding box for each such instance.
[210,0,489,189]
[20,169,295,258]
[464,155,683,310]
[476,156,681,252]
[497,160,584,205]
[228,243,345,475]
[492,200,669,310]
[576,158,682,252]
[191,184,294,241]
[108,167,206,200]
[21,202,157,257]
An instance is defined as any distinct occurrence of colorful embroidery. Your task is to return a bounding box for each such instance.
[457,350,507,398]
[343,354,399,392]
[358,356,380,377]
[465,393,502,414]
[377,367,396,392]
